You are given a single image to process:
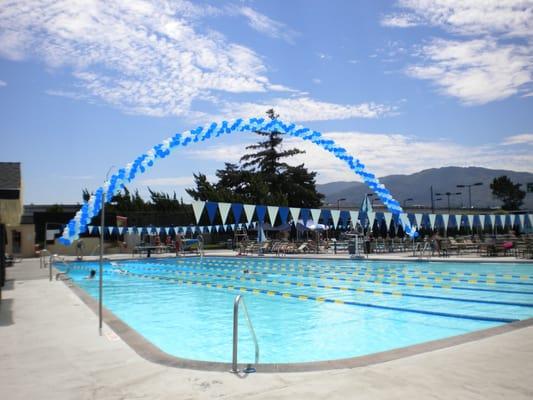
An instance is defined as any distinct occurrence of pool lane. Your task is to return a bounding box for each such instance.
[60,257,533,324]
[117,269,517,324]
[102,263,533,308]
[121,261,533,296]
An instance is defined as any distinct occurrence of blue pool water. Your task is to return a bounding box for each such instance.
[59,257,533,364]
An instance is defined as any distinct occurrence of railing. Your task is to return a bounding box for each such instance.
[231,295,259,374]
[197,234,204,261]
[47,253,65,281]
[39,249,50,269]
[415,241,432,259]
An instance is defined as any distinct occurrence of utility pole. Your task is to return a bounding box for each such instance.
[430,186,434,213]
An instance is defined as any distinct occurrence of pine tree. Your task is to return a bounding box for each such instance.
[490,175,525,210]
[186,109,324,207]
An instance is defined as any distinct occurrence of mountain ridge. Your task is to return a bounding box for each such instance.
[316,166,533,209]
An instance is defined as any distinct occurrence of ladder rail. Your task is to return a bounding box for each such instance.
[231,295,259,373]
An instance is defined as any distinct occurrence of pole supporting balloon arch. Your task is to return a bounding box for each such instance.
[59,117,416,245]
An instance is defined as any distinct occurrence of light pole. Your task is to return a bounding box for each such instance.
[99,166,116,335]
[456,182,483,209]
[435,191,462,212]
[336,197,346,209]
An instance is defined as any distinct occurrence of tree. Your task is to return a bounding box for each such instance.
[490,175,525,210]
[186,109,324,207]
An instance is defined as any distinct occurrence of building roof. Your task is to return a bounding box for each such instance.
[0,162,21,190]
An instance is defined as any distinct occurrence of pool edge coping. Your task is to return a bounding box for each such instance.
[64,277,533,373]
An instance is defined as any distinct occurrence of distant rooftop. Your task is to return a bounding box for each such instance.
[0,162,21,190]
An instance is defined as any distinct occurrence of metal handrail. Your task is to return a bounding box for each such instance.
[416,241,431,259]
[48,254,65,281]
[231,295,259,373]
[197,234,204,261]
[40,249,50,269]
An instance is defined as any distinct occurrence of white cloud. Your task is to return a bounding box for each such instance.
[188,131,533,182]
[0,0,288,117]
[381,14,419,28]
[383,0,533,104]
[0,80,6,87]
[383,0,533,37]
[407,38,532,105]
[502,133,533,146]
[218,97,394,122]
[312,78,322,84]
[0,1,390,122]
[237,6,298,44]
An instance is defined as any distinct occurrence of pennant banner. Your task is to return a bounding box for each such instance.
[330,209,341,229]
[383,212,393,229]
[243,204,255,223]
[218,202,231,224]
[349,211,359,228]
[289,207,301,222]
[267,206,279,225]
[428,214,436,230]
[467,214,474,230]
[192,201,205,224]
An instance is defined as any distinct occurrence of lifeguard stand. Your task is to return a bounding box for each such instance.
[233,228,248,250]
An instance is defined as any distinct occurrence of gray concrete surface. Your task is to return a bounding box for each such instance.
[1,258,532,399]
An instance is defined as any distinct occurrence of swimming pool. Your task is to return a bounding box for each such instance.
[59,257,533,366]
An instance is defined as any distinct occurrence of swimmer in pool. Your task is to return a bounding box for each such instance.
[85,269,96,279]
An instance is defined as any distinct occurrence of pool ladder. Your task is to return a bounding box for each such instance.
[231,295,259,374]
[416,241,432,260]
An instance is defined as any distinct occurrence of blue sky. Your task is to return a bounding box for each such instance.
[0,0,532,204]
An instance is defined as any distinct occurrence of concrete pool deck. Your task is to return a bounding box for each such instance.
[1,257,533,399]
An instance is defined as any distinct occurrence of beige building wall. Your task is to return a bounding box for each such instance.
[0,198,22,226]
[5,224,35,258]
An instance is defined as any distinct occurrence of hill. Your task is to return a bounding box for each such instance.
[316,167,533,210]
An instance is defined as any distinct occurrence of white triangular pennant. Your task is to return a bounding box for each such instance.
[414,213,422,228]
[349,211,359,228]
[106,226,112,235]
[488,214,495,229]
[467,215,474,230]
[330,209,341,229]
[207,226,212,233]
[478,215,486,229]
[97,226,102,235]
[243,204,255,223]
[156,227,161,234]
[267,206,279,225]
[383,212,393,229]
[218,202,231,224]
[118,227,124,235]
[518,214,525,228]
[441,214,449,231]
[428,214,436,229]
[310,208,321,224]
[526,214,532,228]
[191,201,205,224]
[367,211,376,228]
[289,207,301,221]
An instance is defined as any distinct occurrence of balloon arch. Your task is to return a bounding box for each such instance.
[59,117,415,245]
